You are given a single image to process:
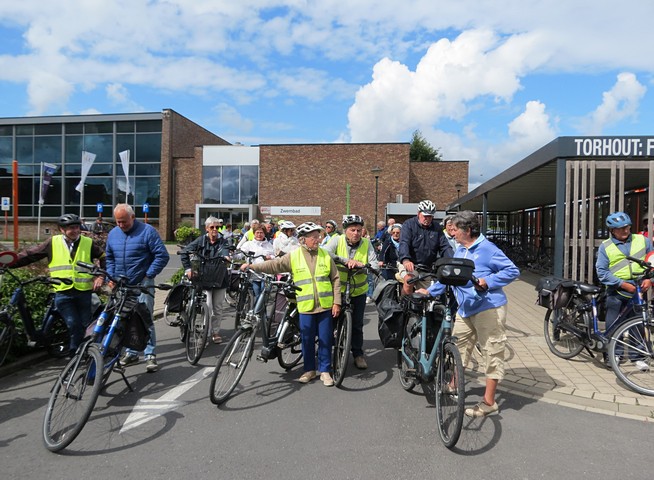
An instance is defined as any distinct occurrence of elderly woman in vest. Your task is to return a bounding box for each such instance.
[240,222,341,386]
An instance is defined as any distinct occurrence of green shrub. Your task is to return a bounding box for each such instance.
[174,225,201,245]
[169,267,185,285]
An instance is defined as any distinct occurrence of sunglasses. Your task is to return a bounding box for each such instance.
[207,226,219,230]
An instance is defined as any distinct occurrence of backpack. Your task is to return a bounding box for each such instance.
[122,302,153,351]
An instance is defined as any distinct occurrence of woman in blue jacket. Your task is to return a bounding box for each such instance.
[418,210,519,418]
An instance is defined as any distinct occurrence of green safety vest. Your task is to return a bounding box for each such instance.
[336,236,369,296]
[290,247,334,313]
[49,235,94,292]
[603,233,647,280]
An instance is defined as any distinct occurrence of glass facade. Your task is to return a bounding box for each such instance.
[0,119,162,219]
[203,165,258,205]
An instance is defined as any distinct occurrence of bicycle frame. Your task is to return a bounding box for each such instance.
[400,288,455,382]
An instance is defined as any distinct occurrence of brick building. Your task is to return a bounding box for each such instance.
[0,109,468,241]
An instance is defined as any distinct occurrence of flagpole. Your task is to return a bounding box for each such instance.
[37,162,43,241]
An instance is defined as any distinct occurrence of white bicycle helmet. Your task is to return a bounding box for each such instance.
[342,214,364,228]
[279,220,296,230]
[296,222,323,237]
[418,200,436,215]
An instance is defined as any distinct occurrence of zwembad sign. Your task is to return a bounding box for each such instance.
[270,206,321,216]
[564,136,654,157]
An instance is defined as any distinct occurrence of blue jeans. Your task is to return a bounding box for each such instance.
[125,277,156,358]
[605,292,639,360]
[299,310,333,373]
[55,289,92,352]
[350,294,367,358]
[252,280,264,303]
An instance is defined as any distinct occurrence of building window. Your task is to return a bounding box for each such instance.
[203,165,258,205]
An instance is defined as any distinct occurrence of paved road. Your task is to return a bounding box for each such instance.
[1,304,653,479]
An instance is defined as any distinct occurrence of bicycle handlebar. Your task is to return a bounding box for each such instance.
[76,261,172,295]
[0,267,73,287]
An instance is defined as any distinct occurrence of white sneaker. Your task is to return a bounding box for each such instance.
[634,360,650,372]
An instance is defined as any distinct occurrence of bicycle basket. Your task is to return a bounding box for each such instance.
[434,257,475,286]
[535,276,574,309]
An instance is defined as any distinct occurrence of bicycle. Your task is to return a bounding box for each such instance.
[230,249,267,330]
[607,256,654,395]
[42,261,170,452]
[538,257,654,395]
[0,265,73,366]
[332,263,378,388]
[397,258,473,449]
[209,271,301,405]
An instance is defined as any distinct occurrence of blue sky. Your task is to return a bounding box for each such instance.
[1,0,653,188]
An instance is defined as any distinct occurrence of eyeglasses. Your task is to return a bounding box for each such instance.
[207,226,219,230]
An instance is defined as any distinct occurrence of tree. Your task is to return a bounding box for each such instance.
[409,130,442,162]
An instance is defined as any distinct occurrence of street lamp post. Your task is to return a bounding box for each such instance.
[371,167,383,228]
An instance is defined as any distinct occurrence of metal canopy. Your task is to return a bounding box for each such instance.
[449,136,654,212]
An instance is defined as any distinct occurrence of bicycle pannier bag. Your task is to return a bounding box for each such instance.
[123,302,153,351]
[373,279,404,348]
[164,283,187,313]
[535,276,573,309]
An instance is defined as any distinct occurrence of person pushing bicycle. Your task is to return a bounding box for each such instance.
[324,214,379,370]
[11,214,105,354]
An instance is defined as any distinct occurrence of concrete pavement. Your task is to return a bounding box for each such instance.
[149,267,654,421]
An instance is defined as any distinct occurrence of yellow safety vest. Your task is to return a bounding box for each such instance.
[336,236,369,296]
[49,235,94,292]
[603,234,647,280]
[290,247,334,313]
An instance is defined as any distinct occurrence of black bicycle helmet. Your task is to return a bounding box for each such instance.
[418,200,436,215]
[325,220,337,229]
[58,213,82,227]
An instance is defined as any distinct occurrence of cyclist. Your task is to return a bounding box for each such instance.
[324,214,379,370]
[416,210,519,418]
[108,204,169,373]
[320,219,339,246]
[398,199,453,296]
[235,224,275,300]
[240,222,341,386]
[181,216,232,344]
[379,223,402,280]
[596,211,653,368]
[273,220,299,256]
[11,214,105,354]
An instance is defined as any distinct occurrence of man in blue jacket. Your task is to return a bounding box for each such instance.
[398,200,453,295]
[106,203,169,372]
[418,210,519,418]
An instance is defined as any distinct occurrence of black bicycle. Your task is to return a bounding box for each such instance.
[42,261,170,452]
[230,249,267,330]
[209,271,301,405]
[332,263,378,387]
[0,266,73,366]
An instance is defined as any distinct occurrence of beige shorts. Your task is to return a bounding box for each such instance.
[453,304,508,381]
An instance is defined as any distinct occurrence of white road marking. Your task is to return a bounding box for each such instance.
[120,366,214,433]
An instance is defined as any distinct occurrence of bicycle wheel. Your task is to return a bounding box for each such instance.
[608,317,654,396]
[42,343,104,452]
[332,310,352,387]
[543,304,585,359]
[209,328,255,405]
[175,309,188,343]
[45,315,70,359]
[435,342,465,449]
[277,314,303,370]
[186,301,210,365]
[234,289,253,330]
[0,314,14,367]
[397,349,416,391]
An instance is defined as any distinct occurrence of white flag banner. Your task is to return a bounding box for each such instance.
[119,150,132,195]
[75,151,96,192]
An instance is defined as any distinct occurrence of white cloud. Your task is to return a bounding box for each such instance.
[106,83,144,111]
[26,71,73,115]
[347,29,549,142]
[213,103,254,133]
[580,72,646,134]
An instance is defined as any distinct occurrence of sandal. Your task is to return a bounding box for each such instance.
[212,334,223,344]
